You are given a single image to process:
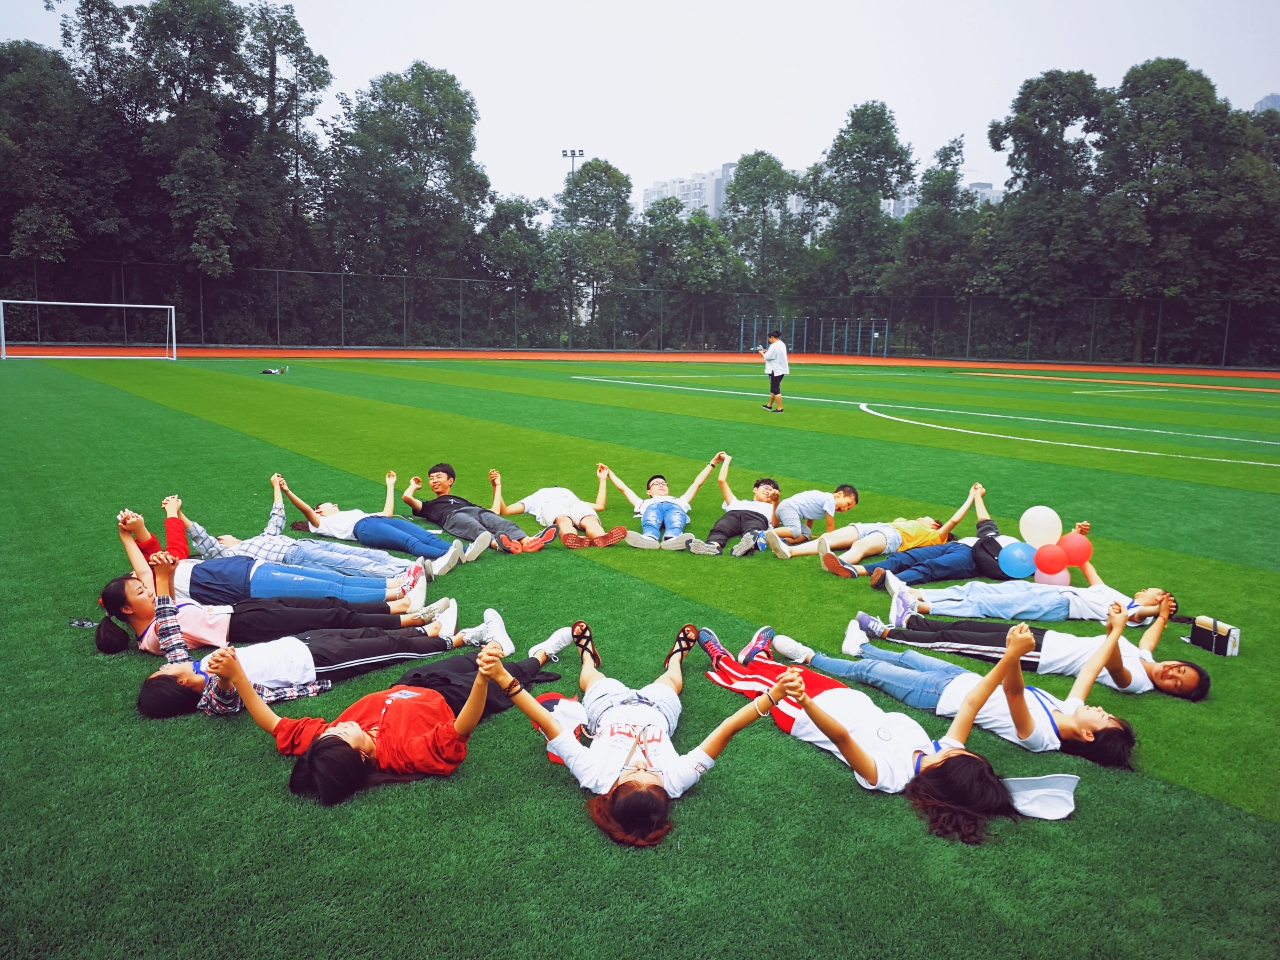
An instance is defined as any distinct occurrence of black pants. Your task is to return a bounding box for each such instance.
[227,597,400,645]
[441,505,526,544]
[886,614,1045,670]
[707,509,769,548]
[299,626,452,682]
[769,373,784,394]
[396,651,561,719]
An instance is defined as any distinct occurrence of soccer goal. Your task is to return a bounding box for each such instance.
[0,300,177,360]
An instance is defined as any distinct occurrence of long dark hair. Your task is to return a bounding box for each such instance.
[289,736,372,805]
[587,782,672,847]
[904,753,1018,845]
[137,675,201,718]
[1175,662,1211,702]
[1060,719,1136,769]
[95,575,135,654]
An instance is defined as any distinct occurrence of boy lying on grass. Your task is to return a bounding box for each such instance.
[603,453,724,550]
[490,464,626,549]
[688,454,779,556]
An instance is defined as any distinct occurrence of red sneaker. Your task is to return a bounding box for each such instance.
[521,526,558,553]
[590,525,628,548]
[562,532,589,549]
[498,534,524,554]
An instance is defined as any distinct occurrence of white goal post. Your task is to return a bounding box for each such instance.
[0,300,177,360]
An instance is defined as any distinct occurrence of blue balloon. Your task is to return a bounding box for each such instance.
[998,541,1036,579]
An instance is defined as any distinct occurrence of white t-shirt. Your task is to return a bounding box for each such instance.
[722,498,774,522]
[1039,631,1155,695]
[308,509,368,542]
[173,559,198,603]
[199,636,316,687]
[1056,582,1150,626]
[634,495,691,518]
[518,487,595,527]
[763,340,790,375]
[788,687,941,794]
[937,673,1080,753]
[547,703,714,798]
[780,490,836,521]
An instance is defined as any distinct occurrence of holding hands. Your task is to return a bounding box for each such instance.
[162,495,182,518]
[148,550,179,592]
[777,666,805,704]
[1006,622,1038,658]
[206,647,242,680]
[385,470,397,485]
[118,509,146,537]
[596,462,610,479]
[1073,520,1091,536]
[407,476,423,494]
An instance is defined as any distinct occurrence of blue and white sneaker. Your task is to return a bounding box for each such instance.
[755,531,770,552]
[856,610,889,639]
[697,627,732,665]
[737,625,775,664]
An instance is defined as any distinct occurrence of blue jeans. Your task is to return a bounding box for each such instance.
[811,648,969,712]
[249,563,389,604]
[862,542,976,586]
[289,540,411,579]
[919,580,1071,620]
[353,516,450,560]
[641,501,689,540]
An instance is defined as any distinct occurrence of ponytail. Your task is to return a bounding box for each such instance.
[96,575,135,654]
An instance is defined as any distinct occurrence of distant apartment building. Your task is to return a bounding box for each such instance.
[1256,93,1280,113]
[643,163,738,220]
[968,182,1005,205]
[881,195,920,219]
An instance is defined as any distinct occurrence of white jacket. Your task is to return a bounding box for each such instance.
[763,340,789,375]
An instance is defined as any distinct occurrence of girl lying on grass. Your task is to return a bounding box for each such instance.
[284,472,475,575]
[479,622,795,847]
[703,627,1027,844]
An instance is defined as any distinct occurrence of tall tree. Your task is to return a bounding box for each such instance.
[718,150,803,295]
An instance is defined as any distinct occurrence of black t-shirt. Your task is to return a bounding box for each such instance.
[412,494,476,526]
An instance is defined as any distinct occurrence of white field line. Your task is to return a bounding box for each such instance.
[1073,388,1168,395]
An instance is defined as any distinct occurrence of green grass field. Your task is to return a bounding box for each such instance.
[2,357,1278,960]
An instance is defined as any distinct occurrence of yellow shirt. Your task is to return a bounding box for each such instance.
[892,518,947,551]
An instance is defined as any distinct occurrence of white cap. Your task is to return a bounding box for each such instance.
[1002,774,1080,820]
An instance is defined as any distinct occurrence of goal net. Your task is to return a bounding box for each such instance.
[1,300,177,359]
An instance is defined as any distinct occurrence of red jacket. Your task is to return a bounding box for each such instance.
[273,685,469,777]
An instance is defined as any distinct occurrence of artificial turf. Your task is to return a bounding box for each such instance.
[1,357,1277,960]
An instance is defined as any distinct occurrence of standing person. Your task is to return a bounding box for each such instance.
[688,454,778,557]
[283,472,468,576]
[758,330,789,413]
[489,465,627,549]
[402,464,557,555]
[764,484,860,554]
[602,454,725,550]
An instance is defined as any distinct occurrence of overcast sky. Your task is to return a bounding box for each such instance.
[12,0,1280,207]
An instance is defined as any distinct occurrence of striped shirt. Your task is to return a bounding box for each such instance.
[187,504,300,565]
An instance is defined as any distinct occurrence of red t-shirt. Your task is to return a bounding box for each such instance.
[273,685,469,777]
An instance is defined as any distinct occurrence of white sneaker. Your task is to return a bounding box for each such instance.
[626,530,660,549]
[689,538,721,556]
[483,608,515,656]
[405,567,428,612]
[435,598,458,639]
[890,589,918,628]
[458,620,489,647]
[771,635,814,664]
[463,532,492,562]
[661,533,694,551]
[432,540,464,577]
[843,620,870,656]
[730,533,757,557]
[529,625,574,662]
[884,569,907,597]
[764,528,792,559]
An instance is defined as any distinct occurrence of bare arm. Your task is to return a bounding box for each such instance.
[696,675,789,760]
[972,483,990,522]
[605,468,643,509]
[1139,595,1175,654]
[401,476,424,512]
[118,525,154,585]
[717,454,736,504]
[489,470,524,515]
[452,669,491,739]
[1080,559,1102,587]
[592,463,609,512]
[481,655,563,739]
[679,453,724,504]
[218,652,282,735]
[1069,604,1127,702]
[946,628,1034,743]
[279,479,321,527]
[381,471,397,517]
[938,487,977,537]
[794,689,880,784]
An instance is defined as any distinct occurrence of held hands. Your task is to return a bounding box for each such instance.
[407,476,423,493]
[711,452,727,465]
[1106,602,1128,632]
[118,509,146,537]
[778,667,806,703]
[596,462,611,479]
[477,643,508,683]
[1159,594,1177,620]
[270,473,284,490]
[148,550,179,590]
[277,476,291,493]
[971,482,986,497]
[1006,623,1037,659]
[162,495,182,518]
[1073,520,1091,536]
[385,470,397,485]
[489,469,502,487]
[206,647,242,680]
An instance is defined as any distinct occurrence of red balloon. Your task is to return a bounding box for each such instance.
[1034,544,1068,575]
[1057,532,1093,566]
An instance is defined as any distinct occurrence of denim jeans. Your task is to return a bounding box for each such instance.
[811,648,969,712]
[641,501,689,539]
[353,515,451,559]
[919,580,1071,621]
[249,563,389,604]
[862,542,977,586]
[289,540,411,579]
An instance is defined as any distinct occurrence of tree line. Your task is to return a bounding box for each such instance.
[2,0,1279,363]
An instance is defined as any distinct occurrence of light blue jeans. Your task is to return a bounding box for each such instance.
[811,648,969,711]
[249,563,388,604]
[918,580,1071,621]
[288,540,411,579]
[641,501,689,540]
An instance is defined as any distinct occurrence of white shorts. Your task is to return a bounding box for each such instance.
[532,497,598,528]
[853,522,904,554]
[582,678,683,735]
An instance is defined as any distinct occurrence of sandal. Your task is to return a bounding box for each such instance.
[572,620,600,666]
[664,623,700,668]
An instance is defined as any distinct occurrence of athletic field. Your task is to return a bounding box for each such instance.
[2,357,1277,960]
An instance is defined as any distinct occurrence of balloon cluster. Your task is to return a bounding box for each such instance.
[996,506,1093,583]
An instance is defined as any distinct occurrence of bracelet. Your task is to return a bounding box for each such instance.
[765,690,779,706]
[503,678,523,698]
[754,695,771,717]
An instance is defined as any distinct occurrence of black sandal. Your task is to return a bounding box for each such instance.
[572,620,600,667]
[664,623,699,668]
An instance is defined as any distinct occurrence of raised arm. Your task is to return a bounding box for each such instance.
[1069,603,1127,703]
[381,471,397,517]
[211,649,282,735]
[179,508,228,558]
[279,477,322,527]
[489,470,523,515]
[266,475,287,534]
[716,454,736,504]
[591,463,609,512]
[679,452,725,504]
[937,486,977,537]
[605,467,643,509]
[695,672,792,760]
[972,483,990,522]
[785,671,880,784]
[451,644,498,738]
[997,625,1037,740]
[950,625,1037,742]
[401,476,425,512]
[118,519,155,585]
[479,650,563,739]
[149,552,192,664]
[1139,595,1175,654]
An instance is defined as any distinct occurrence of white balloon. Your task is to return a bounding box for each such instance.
[1034,568,1071,586]
[1020,505,1063,548]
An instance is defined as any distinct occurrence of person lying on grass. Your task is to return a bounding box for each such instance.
[212,635,561,806]
[831,603,1139,768]
[858,594,1204,701]
[402,463,557,554]
[284,471,471,575]
[489,465,626,549]
[97,548,432,655]
[888,524,1169,627]
[687,454,779,556]
[701,627,1024,845]
[481,621,787,847]
[187,474,418,580]
[603,454,725,550]
[763,483,860,550]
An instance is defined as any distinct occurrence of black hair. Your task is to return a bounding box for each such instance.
[1174,661,1212,703]
[753,478,779,491]
[646,474,666,491]
[835,483,859,504]
[768,330,782,339]
[904,753,1018,845]
[289,735,371,805]
[290,520,309,531]
[96,575,135,654]
[428,463,456,481]
[945,532,958,542]
[588,782,673,847]
[137,674,201,718]
[1060,718,1135,769]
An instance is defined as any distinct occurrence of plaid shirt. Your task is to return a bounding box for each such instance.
[188,504,299,565]
[153,594,330,716]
